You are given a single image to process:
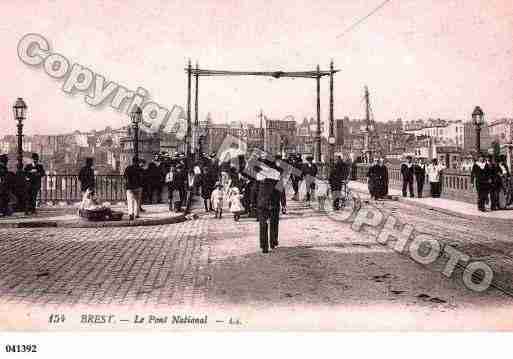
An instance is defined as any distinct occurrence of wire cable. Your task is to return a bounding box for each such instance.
[336,0,392,39]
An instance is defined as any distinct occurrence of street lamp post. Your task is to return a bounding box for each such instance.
[198,133,205,158]
[328,60,335,167]
[472,106,484,155]
[130,105,143,163]
[13,98,27,172]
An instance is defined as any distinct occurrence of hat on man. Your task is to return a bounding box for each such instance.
[31,153,39,160]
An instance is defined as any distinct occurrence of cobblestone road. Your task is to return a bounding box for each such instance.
[0,188,512,329]
[0,220,210,310]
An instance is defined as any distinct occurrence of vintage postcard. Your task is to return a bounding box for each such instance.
[0,0,513,338]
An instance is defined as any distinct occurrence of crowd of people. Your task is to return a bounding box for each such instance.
[0,153,45,217]
[366,156,448,201]
[393,154,511,212]
[120,152,353,253]
[470,154,511,212]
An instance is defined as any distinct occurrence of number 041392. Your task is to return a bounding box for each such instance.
[5,344,38,353]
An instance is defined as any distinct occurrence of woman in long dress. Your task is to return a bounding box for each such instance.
[200,167,216,212]
[375,158,389,199]
[367,159,379,200]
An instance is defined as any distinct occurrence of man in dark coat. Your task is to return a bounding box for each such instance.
[256,159,281,254]
[367,159,379,200]
[414,158,427,198]
[138,159,149,207]
[174,164,187,212]
[145,162,163,204]
[376,158,389,199]
[368,158,388,200]
[275,155,287,214]
[471,155,492,212]
[290,154,303,201]
[200,166,216,212]
[498,155,511,206]
[329,156,346,210]
[124,157,143,220]
[488,156,503,211]
[0,154,14,216]
[248,178,259,217]
[302,156,318,203]
[401,155,415,197]
[78,157,95,194]
[24,153,45,214]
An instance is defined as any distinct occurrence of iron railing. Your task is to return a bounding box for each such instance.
[40,175,126,203]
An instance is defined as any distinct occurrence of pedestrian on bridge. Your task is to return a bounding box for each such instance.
[124,157,143,220]
[401,156,415,198]
[367,159,379,200]
[426,158,446,198]
[488,156,503,211]
[0,154,15,217]
[256,159,282,254]
[78,157,95,196]
[414,158,427,198]
[200,166,216,212]
[302,156,318,203]
[471,155,491,212]
[375,158,389,200]
[329,156,347,210]
[24,153,45,215]
[290,154,303,201]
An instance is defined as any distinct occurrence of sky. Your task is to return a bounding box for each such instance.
[0,0,512,135]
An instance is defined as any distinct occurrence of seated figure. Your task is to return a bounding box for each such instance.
[79,188,122,221]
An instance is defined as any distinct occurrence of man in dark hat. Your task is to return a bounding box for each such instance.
[302,155,318,203]
[401,155,415,197]
[174,163,187,212]
[471,154,492,211]
[256,158,282,253]
[24,153,45,214]
[124,156,143,220]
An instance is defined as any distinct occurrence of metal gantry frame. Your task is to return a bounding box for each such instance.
[185,60,339,166]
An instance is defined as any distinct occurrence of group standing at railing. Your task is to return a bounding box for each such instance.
[370,153,513,212]
[0,152,46,217]
[469,154,511,212]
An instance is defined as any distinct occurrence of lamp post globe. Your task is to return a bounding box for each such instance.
[13,97,27,120]
[472,106,484,155]
[472,106,484,126]
[129,105,142,163]
[13,97,27,172]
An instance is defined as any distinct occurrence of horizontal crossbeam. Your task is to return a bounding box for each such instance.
[185,68,340,78]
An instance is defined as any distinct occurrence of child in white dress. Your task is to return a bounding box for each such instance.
[210,183,224,219]
[228,187,244,221]
[315,179,329,212]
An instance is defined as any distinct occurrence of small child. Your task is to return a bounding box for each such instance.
[315,179,329,212]
[210,182,224,219]
[228,187,244,221]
